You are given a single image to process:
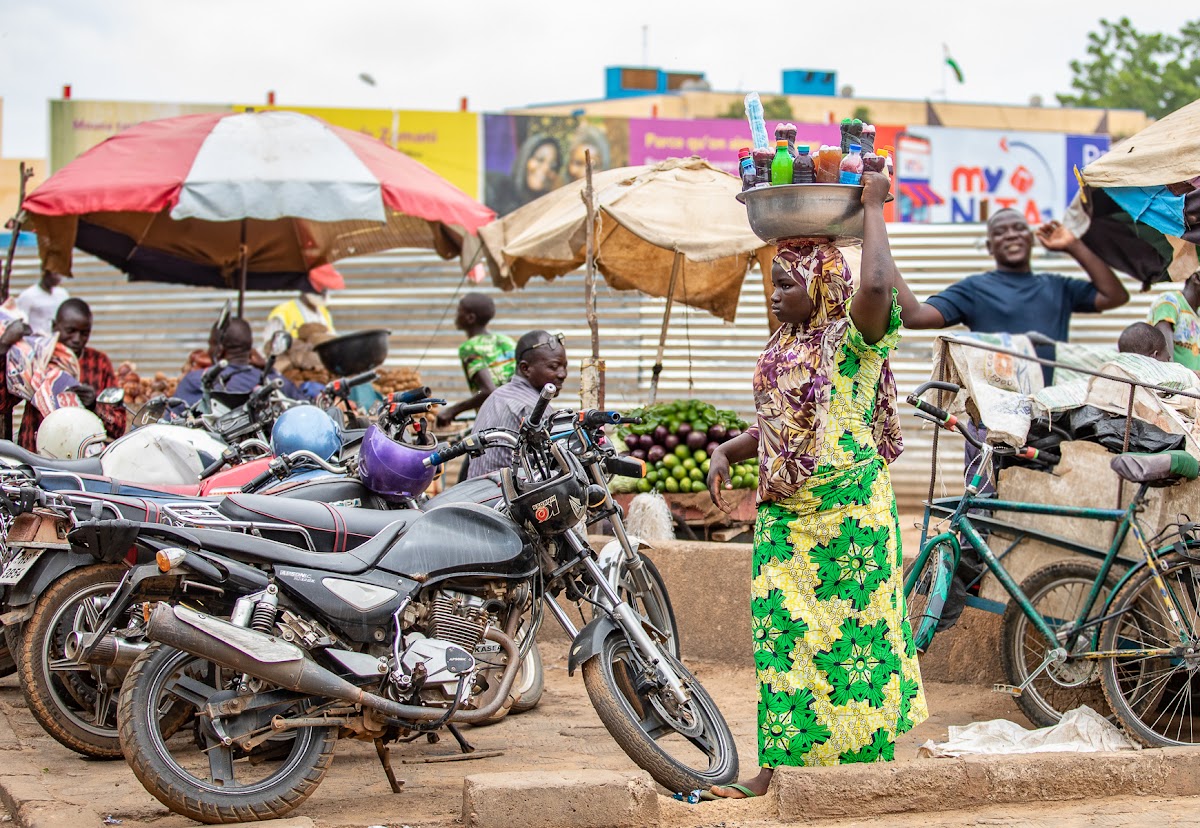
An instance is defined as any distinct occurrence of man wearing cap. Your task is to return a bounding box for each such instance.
[262,265,342,350]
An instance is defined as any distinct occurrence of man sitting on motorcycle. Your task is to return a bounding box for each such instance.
[175,318,304,407]
[467,329,568,479]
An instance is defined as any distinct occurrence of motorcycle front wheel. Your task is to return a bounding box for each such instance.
[582,630,737,793]
[596,554,680,658]
[118,643,338,824]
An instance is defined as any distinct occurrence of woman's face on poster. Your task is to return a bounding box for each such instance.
[567,142,603,181]
[525,143,561,194]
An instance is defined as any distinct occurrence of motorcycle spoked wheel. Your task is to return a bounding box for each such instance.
[582,630,737,793]
[118,643,339,824]
[18,564,154,758]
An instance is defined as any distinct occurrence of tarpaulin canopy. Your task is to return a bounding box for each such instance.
[1067,98,1200,286]
[472,157,772,323]
[23,110,495,295]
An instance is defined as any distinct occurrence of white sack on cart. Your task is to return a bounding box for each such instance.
[927,332,1041,447]
[917,706,1137,758]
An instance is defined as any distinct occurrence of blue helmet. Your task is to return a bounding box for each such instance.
[270,405,343,461]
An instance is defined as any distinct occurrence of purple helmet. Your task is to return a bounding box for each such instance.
[357,424,437,502]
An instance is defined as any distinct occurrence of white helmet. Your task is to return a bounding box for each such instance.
[36,407,109,459]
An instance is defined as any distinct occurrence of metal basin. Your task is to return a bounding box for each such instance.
[313,329,391,376]
[737,183,870,243]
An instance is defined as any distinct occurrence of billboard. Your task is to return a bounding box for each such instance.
[627,118,840,175]
[903,126,1110,224]
[483,114,629,215]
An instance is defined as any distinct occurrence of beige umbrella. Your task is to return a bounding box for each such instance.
[472,156,774,403]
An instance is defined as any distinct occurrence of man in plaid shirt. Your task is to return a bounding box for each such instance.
[0,298,126,451]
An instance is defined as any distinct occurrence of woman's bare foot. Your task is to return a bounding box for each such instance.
[709,767,773,799]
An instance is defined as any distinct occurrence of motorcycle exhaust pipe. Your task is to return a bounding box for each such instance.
[144,602,522,723]
[64,632,149,670]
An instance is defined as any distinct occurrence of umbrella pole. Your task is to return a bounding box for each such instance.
[581,149,605,408]
[647,250,682,406]
[236,220,248,318]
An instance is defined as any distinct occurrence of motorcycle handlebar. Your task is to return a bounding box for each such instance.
[602,455,646,479]
[240,467,278,493]
[197,448,236,481]
[325,371,378,398]
[200,360,228,391]
[525,384,557,431]
[391,386,432,404]
[248,377,283,408]
[577,410,642,428]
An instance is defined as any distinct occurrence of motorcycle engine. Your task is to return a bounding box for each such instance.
[394,591,491,701]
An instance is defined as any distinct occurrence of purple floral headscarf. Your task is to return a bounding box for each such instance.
[751,239,903,503]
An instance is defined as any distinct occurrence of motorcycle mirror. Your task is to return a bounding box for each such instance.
[215,299,233,334]
[96,387,125,405]
[267,330,293,357]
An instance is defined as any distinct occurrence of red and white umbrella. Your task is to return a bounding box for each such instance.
[24,110,494,297]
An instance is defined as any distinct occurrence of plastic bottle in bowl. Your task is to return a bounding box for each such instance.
[839,144,864,185]
[791,145,816,184]
[817,145,842,183]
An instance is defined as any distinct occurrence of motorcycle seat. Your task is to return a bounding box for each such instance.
[178,522,408,575]
[217,493,414,554]
[0,440,104,474]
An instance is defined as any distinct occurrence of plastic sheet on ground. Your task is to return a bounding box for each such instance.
[917,706,1137,758]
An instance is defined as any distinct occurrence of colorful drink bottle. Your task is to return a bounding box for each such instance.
[770,140,793,185]
[791,145,816,184]
[816,145,842,183]
[839,144,864,185]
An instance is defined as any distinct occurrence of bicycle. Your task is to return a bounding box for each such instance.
[904,380,1200,746]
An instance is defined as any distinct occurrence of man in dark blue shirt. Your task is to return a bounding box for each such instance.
[897,210,1128,380]
[175,318,303,408]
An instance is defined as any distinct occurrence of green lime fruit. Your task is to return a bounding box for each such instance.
[689,467,705,482]
[672,465,689,481]
[692,449,707,462]
[636,479,652,493]
[645,469,659,484]
[662,454,680,469]
[655,479,667,492]
[682,458,697,471]
[664,477,680,493]
[701,459,711,474]
[674,444,692,459]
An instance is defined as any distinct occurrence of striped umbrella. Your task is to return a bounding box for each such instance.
[22,110,494,310]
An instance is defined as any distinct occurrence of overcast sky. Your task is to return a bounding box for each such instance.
[0,1,1194,158]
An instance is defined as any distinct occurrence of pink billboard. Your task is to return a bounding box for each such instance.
[628,118,840,176]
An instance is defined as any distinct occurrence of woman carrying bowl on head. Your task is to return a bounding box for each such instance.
[706,172,926,799]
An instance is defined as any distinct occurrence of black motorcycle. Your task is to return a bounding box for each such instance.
[74,385,733,822]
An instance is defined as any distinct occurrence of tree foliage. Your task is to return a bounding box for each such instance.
[1057,17,1200,119]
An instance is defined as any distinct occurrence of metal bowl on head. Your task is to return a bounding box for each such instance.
[737,183,874,243]
[313,329,391,376]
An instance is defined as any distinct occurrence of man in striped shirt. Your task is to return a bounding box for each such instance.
[467,330,567,479]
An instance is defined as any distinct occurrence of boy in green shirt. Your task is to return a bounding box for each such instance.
[437,293,517,427]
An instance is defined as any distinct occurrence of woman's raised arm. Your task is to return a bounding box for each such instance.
[849,172,897,344]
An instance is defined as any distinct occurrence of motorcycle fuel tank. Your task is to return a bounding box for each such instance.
[374,501,533,581]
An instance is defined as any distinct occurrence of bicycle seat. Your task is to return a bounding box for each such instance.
[1111,451,1200,485]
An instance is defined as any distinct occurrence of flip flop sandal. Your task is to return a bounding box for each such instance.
[709,783,760,799]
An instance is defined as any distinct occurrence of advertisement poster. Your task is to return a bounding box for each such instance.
[906,126,1110,224]
[627,118,840,176]
[483,114,629,216]
[49,100,227,172]
[237,105,481,198]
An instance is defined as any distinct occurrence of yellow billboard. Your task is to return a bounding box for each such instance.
[49,100,227,172]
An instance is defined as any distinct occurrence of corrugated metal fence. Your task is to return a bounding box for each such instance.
[6,224,1179,509]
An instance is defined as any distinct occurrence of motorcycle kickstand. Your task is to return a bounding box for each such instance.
[446,723,476,754]
[374,738,405,794]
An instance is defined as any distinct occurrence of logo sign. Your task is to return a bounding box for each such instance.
[532,494,561,523]
[444,646,476,674]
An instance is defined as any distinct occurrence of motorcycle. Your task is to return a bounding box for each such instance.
[71,385,726,821]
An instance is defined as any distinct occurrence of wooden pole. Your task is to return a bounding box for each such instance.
[237,220,248,318]
[2,163,35,303]
[648,250,682,405]
[580,149,605,408]
[583,150,599,362]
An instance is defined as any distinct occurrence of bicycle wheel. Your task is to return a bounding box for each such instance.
[1001,559,1119,727]
[1100,551,1200,746]
[903,540,955,653]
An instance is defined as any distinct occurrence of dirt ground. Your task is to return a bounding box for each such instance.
[0,649,1029,828]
